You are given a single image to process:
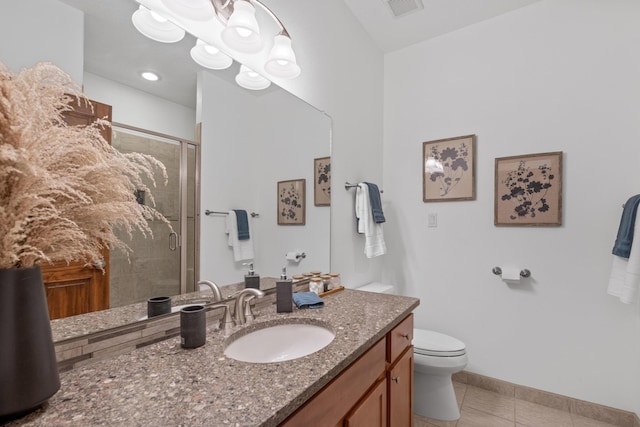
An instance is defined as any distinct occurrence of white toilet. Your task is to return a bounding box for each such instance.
[356,283,468,421]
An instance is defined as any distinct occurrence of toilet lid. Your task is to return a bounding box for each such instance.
[413,329,466,357]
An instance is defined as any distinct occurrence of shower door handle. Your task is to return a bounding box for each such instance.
[169,232,178,251]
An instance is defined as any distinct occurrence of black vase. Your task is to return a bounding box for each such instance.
[0,266,61,419]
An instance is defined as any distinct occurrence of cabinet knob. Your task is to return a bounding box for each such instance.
[400,333,410,340]
[392,376,400,383]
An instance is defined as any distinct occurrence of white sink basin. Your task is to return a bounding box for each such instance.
[224,323,335,363]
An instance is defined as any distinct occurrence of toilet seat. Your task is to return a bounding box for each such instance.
[413,329,466,357]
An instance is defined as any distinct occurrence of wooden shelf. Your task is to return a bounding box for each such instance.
[319,285,345,298]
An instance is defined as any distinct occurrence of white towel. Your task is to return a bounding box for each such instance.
[355,183,386,258]
[607,208,640,304]
[225,211,254,262]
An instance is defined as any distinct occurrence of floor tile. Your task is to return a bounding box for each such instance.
[515,399,573,427]
[571,414,621,427]
[414,413,456,427]
[414,379,628,427]
[457,407,515,427]
[454,381,467,410]
[462,385,515,421]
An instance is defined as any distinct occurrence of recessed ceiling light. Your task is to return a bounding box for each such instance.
[141,71,159,81]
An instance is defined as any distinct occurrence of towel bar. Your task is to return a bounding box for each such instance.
[345,182,383,193]
[205,210,259,218]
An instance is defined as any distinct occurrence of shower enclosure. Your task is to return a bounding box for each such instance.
[110,123,199,308]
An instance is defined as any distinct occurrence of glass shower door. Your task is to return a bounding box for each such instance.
[110,125,198,307]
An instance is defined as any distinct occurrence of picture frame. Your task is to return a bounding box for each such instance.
[314,156,331,206]
[423,134,476,202]
[494,151,563,227]
[278,179,306,225]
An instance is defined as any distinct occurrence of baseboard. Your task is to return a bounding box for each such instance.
[453,371,638,427]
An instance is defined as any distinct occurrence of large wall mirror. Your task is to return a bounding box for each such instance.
[2,0,331,340]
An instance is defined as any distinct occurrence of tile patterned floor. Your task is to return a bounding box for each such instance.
[414,382,621,427]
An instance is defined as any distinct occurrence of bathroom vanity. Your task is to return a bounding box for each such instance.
[9,289,419,426]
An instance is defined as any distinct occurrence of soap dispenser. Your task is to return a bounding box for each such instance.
[244,262,260,289]
[276,266,293,313]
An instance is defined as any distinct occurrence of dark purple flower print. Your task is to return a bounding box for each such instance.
[501,160,555,220]
[426,142,470,196]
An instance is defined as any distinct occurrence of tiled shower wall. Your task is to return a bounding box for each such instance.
[110,130,183,308]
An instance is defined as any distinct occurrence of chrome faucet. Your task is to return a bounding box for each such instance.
[208,303,234,332]
[197,280,223,302]
[234,288,265,325]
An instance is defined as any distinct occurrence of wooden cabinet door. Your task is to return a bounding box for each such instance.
[280,338,386,427]
[388,346,414,427]
[41,98,112,319]
[344,377,387,427]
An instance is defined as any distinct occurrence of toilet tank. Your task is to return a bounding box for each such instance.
[356,282,396,294]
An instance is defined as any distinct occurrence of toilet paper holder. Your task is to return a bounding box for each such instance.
[286,251,306,262]
[492,267,531,278]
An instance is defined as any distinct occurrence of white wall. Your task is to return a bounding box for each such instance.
[261,0,386,286]
[83,73,196,141]
[0,0,83,83]
[252,90,331,278]
[198,72,331,283]
[1,0,385,289]
[383,0,640,414]
[0,2,196,142]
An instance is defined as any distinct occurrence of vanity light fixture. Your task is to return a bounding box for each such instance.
[235,64,271,90]
[131,5,185,43]
[141,71,160,81]
[190,39,233,70]
[221,0,262,53]
[132,0,301,89]
[160,0,214,21]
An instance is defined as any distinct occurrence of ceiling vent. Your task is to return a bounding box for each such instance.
[383,0,424,18]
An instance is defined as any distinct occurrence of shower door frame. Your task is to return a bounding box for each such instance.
[112,122,200,296]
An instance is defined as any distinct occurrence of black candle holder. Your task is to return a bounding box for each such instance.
[147,296,172,318]
[180,305,206,349]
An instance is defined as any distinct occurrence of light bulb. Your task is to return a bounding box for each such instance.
[221,1,262,53]
[131,5,185,43]
[235,65,271,90]
[190,39,233,70]
[264,35,300,79]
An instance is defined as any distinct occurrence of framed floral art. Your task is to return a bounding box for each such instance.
[278,179,306,225]
[314,156,331,206]
[494,151,563,226]
[423,134,476,202]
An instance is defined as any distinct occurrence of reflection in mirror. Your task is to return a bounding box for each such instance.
[199,71,332,284]
[2,0,331,341]
[110,125,199,307]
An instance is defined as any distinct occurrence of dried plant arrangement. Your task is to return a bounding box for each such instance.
[0,62,170,269]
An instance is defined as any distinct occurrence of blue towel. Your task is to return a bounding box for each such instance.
[233,209,250,241]
[612,195,640,258]
[292,292,325,309]
[364,182,385,224]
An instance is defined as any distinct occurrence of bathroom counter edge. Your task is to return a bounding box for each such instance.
[9,289,419,427]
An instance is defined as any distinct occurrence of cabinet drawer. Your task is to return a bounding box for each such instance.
[387,313,413,363]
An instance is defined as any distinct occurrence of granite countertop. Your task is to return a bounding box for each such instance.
[12,289,419,427]
[50,278,282,343]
